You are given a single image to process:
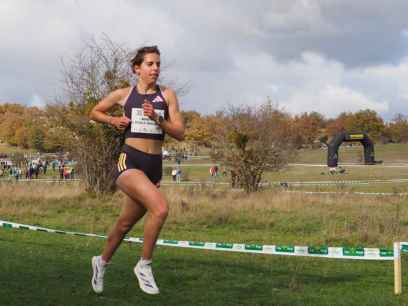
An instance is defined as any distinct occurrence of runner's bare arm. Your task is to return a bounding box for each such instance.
[89,88,130,130]
[160,88,185,141]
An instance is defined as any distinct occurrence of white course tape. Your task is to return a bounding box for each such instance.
[399,242,408,253]
[276,178,408,186]
[0,220,395,261]
[289,163,408,168]
[0,178,80,183]
[160,178,408,187]
[284,190,408,197]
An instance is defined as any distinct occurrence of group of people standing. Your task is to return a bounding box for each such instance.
[58,162,75,180]
[25,160,48,179]
[0,160,47,180]
[0,158,76,181]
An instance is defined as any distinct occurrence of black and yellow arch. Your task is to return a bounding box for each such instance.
[326,131,378,167]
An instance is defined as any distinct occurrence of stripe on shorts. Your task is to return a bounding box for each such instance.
[122,153,127,171]
[117,153,122,172]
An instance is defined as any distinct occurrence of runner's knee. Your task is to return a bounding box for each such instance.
[151,202,168,220]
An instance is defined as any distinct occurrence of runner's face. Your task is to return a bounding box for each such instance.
[135,53,160,84]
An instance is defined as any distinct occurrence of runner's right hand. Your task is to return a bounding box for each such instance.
[111,115,131,131]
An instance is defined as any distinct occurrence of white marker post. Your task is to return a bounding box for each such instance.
[394,242,402,295]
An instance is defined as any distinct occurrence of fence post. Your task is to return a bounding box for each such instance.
[394,242,402,295]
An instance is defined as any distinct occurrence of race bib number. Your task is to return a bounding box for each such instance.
[131,108,164,134]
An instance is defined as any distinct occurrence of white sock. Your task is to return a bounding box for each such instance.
[139,257,152,267]
[99,256,108,266]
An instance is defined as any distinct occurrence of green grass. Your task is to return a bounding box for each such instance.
[0,143,35,154]
[3,185,405,247]
[160,143,408,190]
[162,165,408,182]
[1,228,407,306]
[2,143,407,187]
[264,164,408,182]
[295,143,408,164]
[282,183,408,193]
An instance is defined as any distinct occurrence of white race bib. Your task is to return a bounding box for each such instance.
[131,108,164,134]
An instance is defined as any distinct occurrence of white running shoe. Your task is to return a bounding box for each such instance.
[134,260,160,295]
[91,256,106,294]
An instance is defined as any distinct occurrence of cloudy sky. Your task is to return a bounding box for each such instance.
[1,0,408,119]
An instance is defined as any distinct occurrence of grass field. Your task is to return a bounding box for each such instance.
[1,182,408,305]
[1,229,407,306]
[1,143,408,305]
[264,164,408,182]
[295,143,408,164]
[2,143,407,187]
[161,143,408,183]
[0,143,35,154]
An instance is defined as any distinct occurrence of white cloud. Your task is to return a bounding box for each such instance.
[186,51,400,117]
[285,84,389,116]
[1,0,408,119]
[261,0,335,35]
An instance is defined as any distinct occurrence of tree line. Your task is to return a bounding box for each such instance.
[0,103,407,153]
[160,108,408,150]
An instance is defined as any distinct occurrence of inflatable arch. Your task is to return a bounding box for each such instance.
[324,132,378,167]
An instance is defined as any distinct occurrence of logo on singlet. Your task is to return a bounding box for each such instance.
[152,95,164,103]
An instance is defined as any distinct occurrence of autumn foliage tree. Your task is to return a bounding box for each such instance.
[0,104,25,146]
[48,36,132,193]
[384,114,408,143]
[326,109,385,141]
[292,111,326,148]
[348,109,385,140]
[211,102,295,193]
[0,104,60,152]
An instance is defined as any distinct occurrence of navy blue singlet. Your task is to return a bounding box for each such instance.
[123,85,169,141]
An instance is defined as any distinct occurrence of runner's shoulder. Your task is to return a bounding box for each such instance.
[160,85,175,95]
[116,86,132,99]
[160,85,177,103]
[111,87,132,105]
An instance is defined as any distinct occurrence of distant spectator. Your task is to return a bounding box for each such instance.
[28,165,33,179]
[63,165,71,179]
[15,168,22,181]
[38,160,43,174]
[34,164,39,179]
[171,168,177,182]
[210,166,218,177]
[176,168,181,183]
[59,164,64,180]
[162,150,170,160]
[43,160,48,175]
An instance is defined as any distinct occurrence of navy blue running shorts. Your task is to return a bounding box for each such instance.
[114,144,162,185]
